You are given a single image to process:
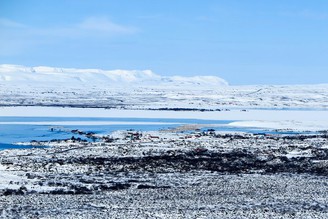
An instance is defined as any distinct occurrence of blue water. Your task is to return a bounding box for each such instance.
[0,116,311,150]
[0,117,233,150]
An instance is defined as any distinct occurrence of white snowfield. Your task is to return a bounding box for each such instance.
[1,64,328,110]
[1,107,328,132]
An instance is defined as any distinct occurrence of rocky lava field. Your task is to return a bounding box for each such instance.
[0,130,328,218]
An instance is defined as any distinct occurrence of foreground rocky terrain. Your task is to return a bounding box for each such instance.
[1,130,328,218]
[1,173,327,219]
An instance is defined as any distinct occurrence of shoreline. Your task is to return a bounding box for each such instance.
[0,106,327,120]
[1,106,328,132]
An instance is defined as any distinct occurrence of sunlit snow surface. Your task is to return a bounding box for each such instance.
[1,64,328,110]
[1,107,328,131]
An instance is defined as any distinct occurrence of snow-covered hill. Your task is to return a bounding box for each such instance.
[0,64,228,88]
[1,64,328,110]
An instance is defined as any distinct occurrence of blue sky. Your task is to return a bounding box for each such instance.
[1,0,328,85]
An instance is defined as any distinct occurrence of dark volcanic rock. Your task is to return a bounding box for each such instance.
[137,184,171,189]
[2,186,27,196]
[54,148,328,176]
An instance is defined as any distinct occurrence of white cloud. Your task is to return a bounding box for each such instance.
[32,17,138,38]
[0,16,139,56]
[78,17,137,34]
[0,17,138,38]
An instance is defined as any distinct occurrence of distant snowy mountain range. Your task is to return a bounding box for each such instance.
[0,64,228,87]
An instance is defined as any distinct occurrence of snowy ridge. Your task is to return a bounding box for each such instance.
[0,64,228,87]
[1,64,328,110]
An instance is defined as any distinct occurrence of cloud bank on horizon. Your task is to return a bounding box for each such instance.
[1,0,328,85]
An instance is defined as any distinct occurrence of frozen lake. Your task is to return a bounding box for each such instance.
[0,116,232,149]
[0,115,318,150]
[1,107,328,150]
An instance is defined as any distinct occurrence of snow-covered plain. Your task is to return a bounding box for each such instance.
[1,64,328,110]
